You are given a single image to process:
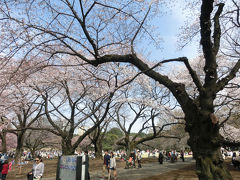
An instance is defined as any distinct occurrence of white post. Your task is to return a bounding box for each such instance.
[81,155,86,180]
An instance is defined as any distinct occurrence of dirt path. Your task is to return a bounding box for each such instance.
[91,159,195,180]
[10,158,195,180]
[38,158,194,180]
[8,158,240,180]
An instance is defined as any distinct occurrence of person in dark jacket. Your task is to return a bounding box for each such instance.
[102,151,110,179]
[158,152,164,164]
[232,152,240,168]
[180,150,185,162]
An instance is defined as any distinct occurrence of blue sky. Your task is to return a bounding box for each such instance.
[144,2,199,61]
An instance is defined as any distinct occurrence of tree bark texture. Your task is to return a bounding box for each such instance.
[61,139,75,155]
[124,142,136,168]
[0,131,7,153]
[185,108,232,180]
[195,152,232,180]
[30,148,36,159]
[94,141,103,159]
[15,131,25,162]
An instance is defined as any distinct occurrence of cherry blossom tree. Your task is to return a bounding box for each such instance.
[87,2,240,179]
[23,129,56,158]
[171,55,240,137]
[0,66,54,157]
[7,89,44,162]
[1,0,240,179]
[0,61,45,161]
[29,64,117,155]
[0,117,17,153]
[0,132,17,153]
[88,117,111,158]
[112,79,183,159]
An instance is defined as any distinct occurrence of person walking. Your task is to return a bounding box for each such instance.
[108,152,117,180]
[167,151,171,161]
[158,152,164,164]
[28,156,44,180]
[102,151,110,179]
[180,150,185,162]
[170,150,176,163]
[137,151,142,168]
[1,160,9,180]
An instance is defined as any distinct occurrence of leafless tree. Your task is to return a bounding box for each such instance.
[31,72,116,155]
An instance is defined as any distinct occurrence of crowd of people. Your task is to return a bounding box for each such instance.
[0,152,45,180]
[158,150,185,163]
[1,148,240,179]
[0,148,191,180]
[100,149,187,180]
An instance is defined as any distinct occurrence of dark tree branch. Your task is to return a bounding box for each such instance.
[216,59,240,93]
[92,54,195,112]
[213,3,224,55]
[131,6,151,54]
[219,106,234,127]
[221,139,240,147]
[181,58,204,92]
[65,0,99,57]
[200,0,218,90]
[43,94,64,135]
[72,92,115,150]
[200,0,214,54]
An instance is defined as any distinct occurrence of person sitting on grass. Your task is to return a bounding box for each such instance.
[130,151,136,168]
[127,156,133,168]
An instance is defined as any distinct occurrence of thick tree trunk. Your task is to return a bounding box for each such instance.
[195,151,232,180]
[61,139,75,155]
[94,141,103,159]
[125,143,135,168]
[29,147,38,159]
[1,131,7,153]
[186,111,233,180]
[30,149,35,158]
[15,131,25,162]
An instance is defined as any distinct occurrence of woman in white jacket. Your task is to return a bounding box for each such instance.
[108,152,117,180]
[28,156,44,180]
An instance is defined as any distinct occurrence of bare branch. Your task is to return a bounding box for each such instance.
[131,6,151,54]
[216,59,240,93]
[213,3,225,55]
